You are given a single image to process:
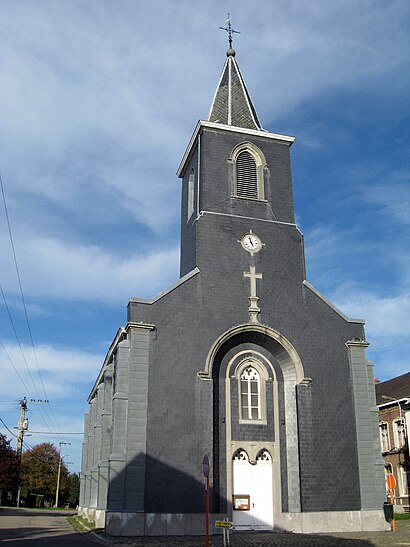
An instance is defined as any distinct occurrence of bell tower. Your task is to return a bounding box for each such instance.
[178,44,296,278]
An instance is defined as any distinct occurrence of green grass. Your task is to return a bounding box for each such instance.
[67,514,95,532]
[395,512,410,520]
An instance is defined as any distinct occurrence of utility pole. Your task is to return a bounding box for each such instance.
[15,397,28,507]
[14,398,49,507]
[55,441,71,508]
[16,398,50,457]
[16,397,28,459]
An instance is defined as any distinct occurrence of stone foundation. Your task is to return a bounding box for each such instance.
[278,510,389,533]
[77,508,389,536]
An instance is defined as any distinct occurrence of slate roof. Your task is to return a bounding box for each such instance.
[375,371,410,405]
[208,49,262,130]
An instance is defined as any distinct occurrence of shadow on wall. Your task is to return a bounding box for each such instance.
[108,453,208,513]
[105,452,215,535]
[102,452,383,541]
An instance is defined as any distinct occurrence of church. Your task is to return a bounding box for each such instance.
[79,38,388,536]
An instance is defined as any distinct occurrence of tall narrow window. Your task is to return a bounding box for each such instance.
[240,366,261,420]
[231,142,266,201]
[236,151,258,198]
[398,464,410,497]
[379,422,390,452]
[187,168,195,220]
[393,418,406,449]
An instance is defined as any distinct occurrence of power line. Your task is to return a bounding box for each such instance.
[0,337,33,396]
[29,431,83,435]
[0,172,62,435]
[0,286,44,399]
[0,173,46,393]
[0,416,19,439]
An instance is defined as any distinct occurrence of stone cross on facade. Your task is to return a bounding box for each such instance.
[243,265,262,323]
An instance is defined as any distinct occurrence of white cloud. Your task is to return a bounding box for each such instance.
[363,180,410,226]
[1,232,180,303]
[0,342,102,400]
[332,286,410,339]
[304,281,410,380]
[0,340,101,470]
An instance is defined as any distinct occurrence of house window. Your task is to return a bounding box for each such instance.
[187,168,195,220]
[379,422,390,452]
[393,418,406,449]
[231,142,266,201]
[240,366,261,420]
[398,464,410,497]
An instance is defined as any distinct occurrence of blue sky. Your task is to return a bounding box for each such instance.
[0,1,409,472]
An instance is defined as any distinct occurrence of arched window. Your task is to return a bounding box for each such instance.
[187,168,195,220]
[393,418,406,449]
[398,463,410,497]
[379,422,390,452]
[230,142,266,201]
[240,366,261,420]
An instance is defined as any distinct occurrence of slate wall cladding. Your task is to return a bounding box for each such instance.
[80,410,90,507]
[98,365,113,510]
[199,128,295,224]
[348,343,386,510]
[126,124,367,514]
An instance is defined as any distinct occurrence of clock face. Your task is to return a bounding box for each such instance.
[241,233,262,253]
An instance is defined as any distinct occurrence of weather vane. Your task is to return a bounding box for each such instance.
[219,13,241,49]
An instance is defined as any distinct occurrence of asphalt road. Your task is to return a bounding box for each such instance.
[0,507,98,546]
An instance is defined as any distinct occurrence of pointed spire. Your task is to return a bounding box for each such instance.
[208,16,262,130]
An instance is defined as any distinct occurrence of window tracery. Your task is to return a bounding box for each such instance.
[240,366,261,420]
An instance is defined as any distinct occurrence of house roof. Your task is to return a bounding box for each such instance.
[207,48,262,130]
[375,371,410,405]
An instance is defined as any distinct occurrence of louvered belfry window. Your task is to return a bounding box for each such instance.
[236,150,258,198]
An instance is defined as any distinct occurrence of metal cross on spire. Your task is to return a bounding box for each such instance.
[219,13,241,49]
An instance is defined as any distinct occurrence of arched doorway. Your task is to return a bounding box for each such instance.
[232,449,273,530]
[199,324,305,520]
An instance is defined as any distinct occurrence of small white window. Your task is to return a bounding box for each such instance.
[393,418,406,449]
[398,465,410,497]
[379,422,390,452]
[240,366,261,420]
[187,168,195,220]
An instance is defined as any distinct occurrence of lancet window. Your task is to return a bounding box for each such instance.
[240,366,261,420]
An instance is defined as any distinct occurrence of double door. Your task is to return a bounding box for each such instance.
[232,450,273,530]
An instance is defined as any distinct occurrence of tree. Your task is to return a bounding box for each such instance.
[20,443,69,501]
[68,472,80,507]
[0,433,20,494]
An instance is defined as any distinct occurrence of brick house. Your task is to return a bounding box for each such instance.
[376,372,410,513]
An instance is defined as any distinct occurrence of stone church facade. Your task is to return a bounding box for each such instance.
[79,46,388,535]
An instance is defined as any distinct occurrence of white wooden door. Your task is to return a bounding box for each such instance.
[232,450,273,530]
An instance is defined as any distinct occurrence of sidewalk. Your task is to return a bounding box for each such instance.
[94,519,410,546]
